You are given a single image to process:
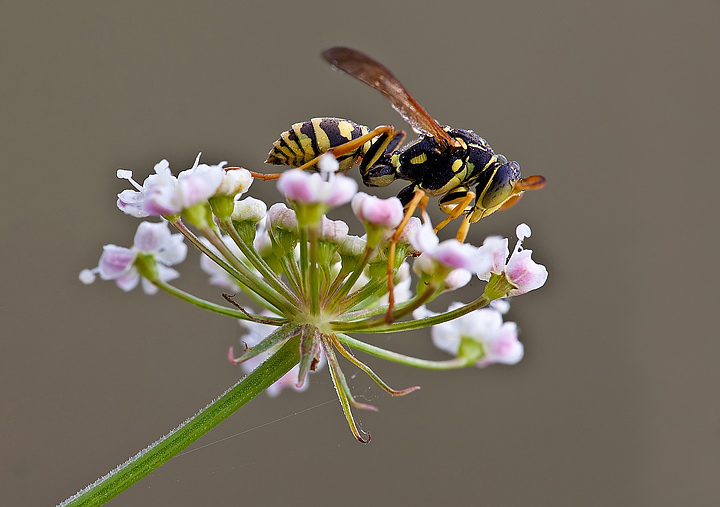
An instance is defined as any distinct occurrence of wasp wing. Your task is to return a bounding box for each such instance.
[322,47,458,149]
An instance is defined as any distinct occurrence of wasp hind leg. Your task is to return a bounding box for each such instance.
[385,187,428,323]
[294,125,396,172]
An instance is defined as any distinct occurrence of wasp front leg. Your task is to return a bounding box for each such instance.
[435,187,476,236]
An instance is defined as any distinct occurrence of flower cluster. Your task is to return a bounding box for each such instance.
[81,153,547,442]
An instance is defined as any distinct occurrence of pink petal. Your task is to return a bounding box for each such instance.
[277,170,317,202]
[98,245,136,280]
[505,249,548,296]
[114,269,140,291]
[352,193,403,227]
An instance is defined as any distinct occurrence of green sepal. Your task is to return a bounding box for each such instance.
[292,201,326,228]
[182,202,211,229]
[209,194,235,220]
[458,336,484,363]
[134,253,158,281]
[484,273,514,300]
[232,220,258,245]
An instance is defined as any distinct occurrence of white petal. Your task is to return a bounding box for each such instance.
[155,234,187,266]
[133,221,171,253]
[476,236,508,279]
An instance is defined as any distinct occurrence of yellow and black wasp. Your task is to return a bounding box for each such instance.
[265,46,545,241]
[262,47,545,318]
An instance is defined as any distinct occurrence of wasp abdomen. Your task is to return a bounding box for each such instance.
[265,117,370,171]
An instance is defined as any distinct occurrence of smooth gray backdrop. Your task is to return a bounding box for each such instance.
[2,1,718,505]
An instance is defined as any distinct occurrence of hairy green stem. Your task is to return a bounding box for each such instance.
[58,336,301,507]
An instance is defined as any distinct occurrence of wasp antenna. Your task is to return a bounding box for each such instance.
[517,175,546,190]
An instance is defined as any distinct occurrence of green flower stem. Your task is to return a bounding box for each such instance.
[334,293,492,333]
[323,264,351,305]
[327,245,376,311]
[336,333,471,370]
[201,226,294,314]
[170,219,289,313]
[330,284,431,323]
[171,218,240,274]
[339,276,388,311]
[219,218,299,307]
[332,281,441,329]
[153,279,287,325]
[298,226,310,297]
[334,274,514,334]
[308,225,320,314]
[278,252,303,296]
[58,336,301,507]
[384,281,439,321]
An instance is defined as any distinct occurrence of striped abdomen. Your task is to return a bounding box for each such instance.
[265,117,371,171]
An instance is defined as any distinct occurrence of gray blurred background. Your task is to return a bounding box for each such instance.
[2,1,718,505]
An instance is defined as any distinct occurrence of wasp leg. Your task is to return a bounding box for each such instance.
[385,188,427,323]
[455,214,472,243]
[222,167,284,181]
[434,190,476,234]
[295,125,396,171]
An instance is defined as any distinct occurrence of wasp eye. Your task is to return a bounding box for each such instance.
[481,162,518,209]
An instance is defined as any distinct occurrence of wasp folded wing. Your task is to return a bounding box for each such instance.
[322,47,458,150]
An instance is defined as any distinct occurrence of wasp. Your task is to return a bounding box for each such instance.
[265,46,545,240]
[263,47,545,318]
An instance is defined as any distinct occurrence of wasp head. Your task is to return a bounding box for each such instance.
[467,156,522,222]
